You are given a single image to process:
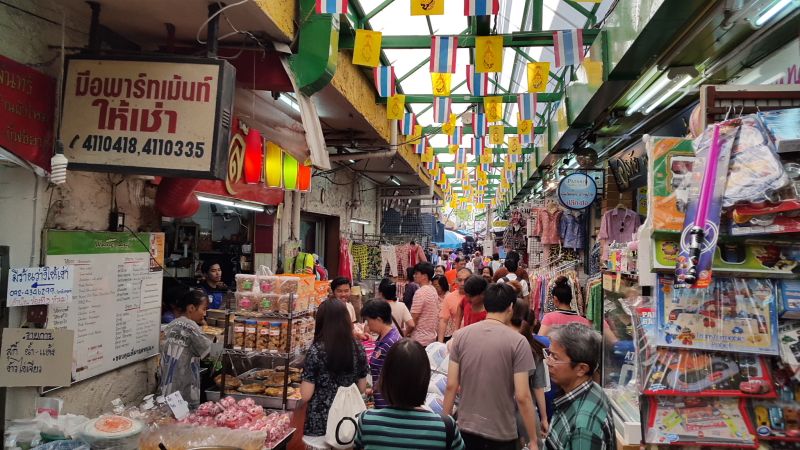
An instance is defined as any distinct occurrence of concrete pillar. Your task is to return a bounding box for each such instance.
[292,190,301,241]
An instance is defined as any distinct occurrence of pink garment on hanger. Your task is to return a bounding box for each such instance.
[534,208,563,245]
[338,238,353,280]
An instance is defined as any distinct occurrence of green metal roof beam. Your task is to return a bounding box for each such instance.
[564,1,596,21]
[511,48,563,83]
[532,0,543,30]
[378,93,562,103]
[490,78,509,93]
[421,126,546,134]
[415,80,468,116]
[395,26,471,83]
[359,0,396,27]
[339,30,600,49]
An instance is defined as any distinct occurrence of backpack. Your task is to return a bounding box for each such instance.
[441,414,456,449]
[325,384,367,449]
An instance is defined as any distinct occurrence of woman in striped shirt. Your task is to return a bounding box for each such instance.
[361,299,402,409]
[355,339,465,450]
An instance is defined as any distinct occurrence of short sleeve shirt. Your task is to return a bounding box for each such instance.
[541,310,591,327]
[497,274,530,297]
[450,321,536,441]
[410,285,439,346]
[159,317,212,409]
[301,341,369,436]
[346,302,356,323]
[388,300,413,332]
[370,327,402,409]
[460,297,487,326]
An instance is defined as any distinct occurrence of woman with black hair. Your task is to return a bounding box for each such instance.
[378,278,415,335]
[355,339,466,450]
[301,298,368,439]
[538,276,589,337]
[159,289,212,409]
[361,299,402,409]
[431,275,453,341]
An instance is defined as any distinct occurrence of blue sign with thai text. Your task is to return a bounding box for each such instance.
[557,173,597,210]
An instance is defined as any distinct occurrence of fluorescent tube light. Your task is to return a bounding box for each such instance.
[349,160,356,163]
[391,177,401,185]
[197,195,234,206]
[233,203,265,212]
[756,0,793,26]
[643,76,692,114]
[279,94,300,112]
[626,76,672,116]
[196,194,265,212]
[350,219,370,224]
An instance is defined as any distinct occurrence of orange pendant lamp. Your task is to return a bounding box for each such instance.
[297,163,311,192]
[283,151,299,191]
[244,129,263,184]
[264,142,283,188]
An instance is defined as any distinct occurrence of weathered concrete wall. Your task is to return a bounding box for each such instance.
[300,168,378,234]
[254,0,296,40]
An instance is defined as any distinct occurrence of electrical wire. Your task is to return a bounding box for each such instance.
[196,0,250,45]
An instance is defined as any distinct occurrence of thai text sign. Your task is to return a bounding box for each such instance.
[608,141,647,191]
[7,265,74,307]
[61,56,235,179]
[0,54,56,171]
[558,173,597,210]
[0,328,74,387]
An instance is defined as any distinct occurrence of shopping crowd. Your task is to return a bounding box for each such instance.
[300,250,617,450]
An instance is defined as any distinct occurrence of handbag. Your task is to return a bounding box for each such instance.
[324,384,367,449]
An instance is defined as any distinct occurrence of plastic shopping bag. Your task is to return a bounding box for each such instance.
[324,384,366,449]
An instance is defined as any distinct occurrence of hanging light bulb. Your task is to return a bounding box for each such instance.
[264,142,283,188]
[283,151,299,191]
[297,163,311,192]
[50,141,68,185]
[244,129,263,184]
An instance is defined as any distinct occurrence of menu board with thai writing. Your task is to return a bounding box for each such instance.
[45,230,163,383]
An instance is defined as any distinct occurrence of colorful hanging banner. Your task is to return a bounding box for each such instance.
[503,161,516,172]
[316,0,348,14]
[412,124,423,140]
[373,66,396,97]
[412,0,444,15]
[431,73,452,97]
[554,29,584,68]
[353,29,382,67]
[517,93,536,121]
[448,126,464,146]
[401,112,416,135]
[430,36,458,74]
[464,0,498,16]
[466,65,489,96]
[508,153,521,163]
[442,114,457,135]
[472,136,484,156]
[527,62,550,93]
[433,96,452,123]
[422,146,434,163]
[475,36,503,73]
[387,94,405,120]
[472,113,487,136]
[484,96,503,122]
[448,144,459,154]
[489,125,504,145]
[414,136,428,154]
[508,136,521,155]
[456,147,467,164]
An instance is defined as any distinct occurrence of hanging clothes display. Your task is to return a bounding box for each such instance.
[339,238,353,280]
[502,209,528,253]
[351,244,369,279]
[585,276,603,332]
[598,205,641,260]
[559,211,585,249]
[534,207,563,245]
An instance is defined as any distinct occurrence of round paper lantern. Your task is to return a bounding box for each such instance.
[283,151,299,191]
[297,164,311,192]
[264,142,283,188]
[244,129,263,184]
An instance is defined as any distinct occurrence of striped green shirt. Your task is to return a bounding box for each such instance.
[355,408,465,450]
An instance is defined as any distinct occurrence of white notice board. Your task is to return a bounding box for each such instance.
[45,230,164,383]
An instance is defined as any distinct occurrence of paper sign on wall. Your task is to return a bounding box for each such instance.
[0,328,74,387]
[7,266,74,307]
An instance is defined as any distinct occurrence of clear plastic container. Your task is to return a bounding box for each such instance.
[297,275,315,294]
[275,294,291,314]
[277,276,300,295]
[258,276,279,294]
[235,274,257,292]
[233,318,246,350]
[256,321,270,352]
[235,292,256,312]
[244,320,258,351]
[268,323,281,353]
[257,294,277,313]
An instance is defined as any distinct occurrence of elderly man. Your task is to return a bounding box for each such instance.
[545,322,616,450]
[445,256,468,291]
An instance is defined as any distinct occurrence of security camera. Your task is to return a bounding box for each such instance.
[222,208,234,221]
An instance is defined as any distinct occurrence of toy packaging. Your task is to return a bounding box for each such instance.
[647,137,696,232]
[778,320,800,382]
[642,348,775,398]
[759,108,800,153]
[781,282,800,319]
[644,396,756,446]
[751,400,800,441]
[655,275,779,355]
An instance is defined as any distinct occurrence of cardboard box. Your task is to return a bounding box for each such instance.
[648,138,696,231]
[758,108,800,153]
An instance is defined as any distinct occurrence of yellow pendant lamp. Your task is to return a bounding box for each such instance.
[264,142,283,188]
[283,151,299,191]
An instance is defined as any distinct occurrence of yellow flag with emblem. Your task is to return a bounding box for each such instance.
[479,153,492,165]
[477,203,486,209]
[411,0,444,15]
[353,29,382,67]
[449,199,458,208]
[431,73,451,97]
[448,145,459,154]
[504,161,516,172]
[508,136,521,155]
[527,62,550,93]
[410,124,423,138]
[484,96,503,122]
[455,162,467,172]
[421,146,434,163]
[489,125,504,145]
[475,36,503,73]
[442,114,457,135]
[387,94,405,120]
[517,116,533,136]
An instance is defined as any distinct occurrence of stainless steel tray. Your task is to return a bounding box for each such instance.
[205,386,301,410]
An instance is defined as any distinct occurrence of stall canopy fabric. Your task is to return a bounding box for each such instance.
[433,229,466,248]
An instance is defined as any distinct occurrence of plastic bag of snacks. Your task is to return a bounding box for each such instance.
[235,274,257,293]
[235,292,256,312]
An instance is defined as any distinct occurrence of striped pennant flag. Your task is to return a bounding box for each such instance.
[448,126,464,146]
[517,93,536,121]
[426,156,437,170]
[520,131,533,144]
[414,136,428,154]
[553,30,584,68]
[464,0,498,15]
[508,153,522,163]
[316,0,348,14]
[455,148,467,164]
[433,97,452,124]
[373,66,396,97]
[430,36,458,74]
[401,113,416,135]
[472,113,487,136]
[466,65,489,96]
[472,136,484,156]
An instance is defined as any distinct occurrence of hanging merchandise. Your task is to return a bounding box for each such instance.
[553,30,584,68]
[648,137,695,231]
[559,210,585,249]
[502,209,528,254]
[598,205,640,261]
[430,36,458,73]
[643,397,756,447]
[535,202,563,245]
[353,29,382,67]
[527,62,550,93]
[466,65,489,96]
[373,66,396,97]
[387,94,405,120]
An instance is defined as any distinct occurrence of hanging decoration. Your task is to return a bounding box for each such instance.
[353,29,382,67]
[442,113,457,135]
[517,93,536,121]
[455,147,467,164]
[527,62,550,93]
[411,0,444,15]
[244,129,263,184]
[430,36,458,73]
[508,136,521,156]
[433,96,452,123]
[412,124,423,140]
[472,136,485,156]
[387,94,405,120]
[472,112,487,136]
[466,65,489,96]
[464,0,498,16]
[475,36,503,73]
[448,144,459,154]
[283,151,300,190]
[432,73,452,97]
[316,0,348,13]
[518,114,533,144]
[264,141,283,188]
[489,125,504,145]
[426,156,437,170]
[455,162,467,180]
[480,149,492,171]
[401,112,417,135]
[484,96,503,122]
[449,126,464,146]
[373,66,396,97]
[421,145,435,163]
[414,136,428,154]
[297,163,311,192]
[553,29,584,68]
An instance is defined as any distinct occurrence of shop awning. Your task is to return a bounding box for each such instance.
[433,230,465,249]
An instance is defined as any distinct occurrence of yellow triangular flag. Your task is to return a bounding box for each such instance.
[448,145,459,154]
[442,114,457,135]
[527,62,550,93]
[476,36,503,73]
[353,29,382,67]
[489,125,505,145]
[432,73,451,97]
[508,136,521,155]
[422,146,434,162]
[484,96,503,122]
[411,0,444,15]
[387,94,405,120]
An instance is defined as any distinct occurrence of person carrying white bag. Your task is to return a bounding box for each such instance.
[300,299,369,450]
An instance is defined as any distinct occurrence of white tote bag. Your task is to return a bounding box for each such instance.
[324,384,367,449]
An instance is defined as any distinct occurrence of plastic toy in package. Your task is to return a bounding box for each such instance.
[644,396,756,447]
[655,275,779,355]
[642,348,775,398]
[751,400,800,441]
[778,320,800,382]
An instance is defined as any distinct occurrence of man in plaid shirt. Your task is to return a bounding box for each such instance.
[545,322,616,450]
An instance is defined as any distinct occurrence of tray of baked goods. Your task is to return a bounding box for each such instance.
[208,367,303,409]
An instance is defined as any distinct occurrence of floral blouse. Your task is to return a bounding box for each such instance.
[534,208,563,245]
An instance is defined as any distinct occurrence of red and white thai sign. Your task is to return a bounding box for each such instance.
[60,56,235,179]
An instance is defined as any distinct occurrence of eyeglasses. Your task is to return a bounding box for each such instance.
[545,349,574,365]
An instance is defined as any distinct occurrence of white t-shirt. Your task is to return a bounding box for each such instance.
[388,300,413,332]
[497,273,530,298]
[346,302,356,322]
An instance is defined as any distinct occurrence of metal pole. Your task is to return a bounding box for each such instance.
[207,3,222,58]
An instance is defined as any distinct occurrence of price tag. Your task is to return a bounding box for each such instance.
[166,391,190,420]
[602,274,613,291]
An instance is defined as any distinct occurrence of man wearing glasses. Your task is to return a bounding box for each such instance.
[545,322,616,450]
